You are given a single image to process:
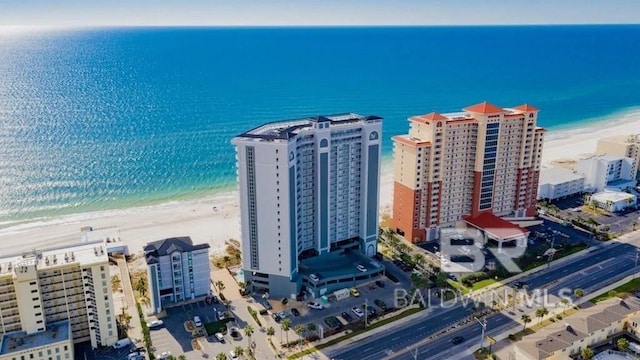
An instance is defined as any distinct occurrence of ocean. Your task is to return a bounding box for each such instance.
[0,25,639,226]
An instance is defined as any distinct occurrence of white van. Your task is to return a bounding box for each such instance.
[112,338,132,349]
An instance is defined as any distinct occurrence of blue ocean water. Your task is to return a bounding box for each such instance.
[0,25,639,225]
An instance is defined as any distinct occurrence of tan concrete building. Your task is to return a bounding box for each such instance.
[0,240,118,359]
[596,134,640,180]
[515,297,640,360]
[392,102,545,242]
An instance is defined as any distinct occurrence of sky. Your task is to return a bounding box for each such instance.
[0,0,639,27]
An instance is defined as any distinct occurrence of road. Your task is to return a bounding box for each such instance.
[325,240,640,360]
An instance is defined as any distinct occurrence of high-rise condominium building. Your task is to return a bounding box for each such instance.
[144,237,211,314]
[0,241,118,360]
[232,114,383,298]
[392,102,545,243]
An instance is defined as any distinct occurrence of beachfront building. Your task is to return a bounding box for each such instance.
[144,237,211,314]
[392,102,545,243]
[0,240,118,359]
[537,168,585,201]
[596,134,640,180]
[587,191,637,212]
[515,297,640,360]
[232,114,384,298]
[576,154,636,193]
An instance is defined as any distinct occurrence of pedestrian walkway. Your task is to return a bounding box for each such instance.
[116,257,144,349]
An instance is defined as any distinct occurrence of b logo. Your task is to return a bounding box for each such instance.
[369,131,379,141]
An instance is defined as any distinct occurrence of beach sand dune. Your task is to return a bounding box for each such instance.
[1,110,639,256]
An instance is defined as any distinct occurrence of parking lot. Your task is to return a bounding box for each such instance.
[262,276,410,334]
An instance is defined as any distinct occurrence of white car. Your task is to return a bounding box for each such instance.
[309,273,320,282]
[147,319,164,329]
[229,350,239,359]
[356,264,367,272]
[193,316,202,327]
[351,307,364,318]
[215,332,225,343]
[157,352,171,360]
[277,311,288,319]
[307,302,323,310]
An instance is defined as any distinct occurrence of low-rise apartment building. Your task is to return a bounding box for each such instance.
[576,154,636,193]
[596,134,640,180]
[144,237,211,314]
[537,168,585,200]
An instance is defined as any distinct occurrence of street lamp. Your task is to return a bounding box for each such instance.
[475,316,488,350]
[546,231,557,269]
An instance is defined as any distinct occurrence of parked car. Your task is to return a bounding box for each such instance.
[229,350,239,360]
[272,313,281,322]
[341,311,354,323]
[291,308,300,317]
[309,273,320,282]
[193,316,202,327]
[113,338,133,349]
[374,299,388,311]
[451,336,465,345]
[513,281,526,289]
[146,320,164,329]
[128,352,144,359]
[362,305,376,316]
[375,280,386,288]
[357,264,367,272]
[156,351,172,360]
[307,302,323,310]
[350,288,360,297]
[277,311,288,319]
[215,332,225,343]
[351,307,364,318]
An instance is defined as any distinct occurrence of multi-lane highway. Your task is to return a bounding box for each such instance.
[325,240,640,360]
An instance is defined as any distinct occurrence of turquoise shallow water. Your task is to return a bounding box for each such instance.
[0,25,639,225]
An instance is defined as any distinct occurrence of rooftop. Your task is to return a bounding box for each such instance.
[409,101,542,125]
[463,212,529,240]
[0,240,108,276]
[539,167,584,185]
[580,153,631,162]
[591,190,636,202]
[0,321,70,355]
[233,113,382,141]
[144,236,210,264]
[298,249,382,279]
[517,297,640,360]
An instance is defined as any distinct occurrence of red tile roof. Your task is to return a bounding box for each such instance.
[412,112,448,124]
[392,135,431,147]
[463,212,529,240]
[464,101,505,114]
[513,104,539,112]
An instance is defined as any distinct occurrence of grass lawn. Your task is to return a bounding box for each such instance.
[520,243,588,272]
[590,278,640,303]
[472,278,499,291]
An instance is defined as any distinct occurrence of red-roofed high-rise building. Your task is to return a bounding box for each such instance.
[392,102,545,243]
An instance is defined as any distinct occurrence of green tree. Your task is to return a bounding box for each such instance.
[135,276,147,297]
[111,275,121,293]
[574,288,585,298]
[234,345,244,358]
[266,326,275,341]
[521,314,531,331]
[436,272,449,288]
[535,307,549,324]
[413,253,426,267]
[243,324,254,352]
[581,346,594,360]
[307,322,317,335]
[617,337,629,351]
[216,353,227,360]
[560,298,570,315]
[177,356,187,360]
[216,280,225,292]
[294,324,306,349]
[281,318,291,345]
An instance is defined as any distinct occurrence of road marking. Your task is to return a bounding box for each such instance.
[392,336,401,341]
[443,316,450,321]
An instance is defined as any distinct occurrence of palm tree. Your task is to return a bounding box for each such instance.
[136,277,147,297]
[521,314,531,331]
[294,324,306,349]
[266,326,275,342]
[617,337,629,351]
[177,356,186,360]
[535,307,549,324]
[574,288,584,298]
[560,298,570,315]
[281,318,291,345]
[216,280,225,292]
[413,253,426,268]
[216,353,227,360]
[581,346,594,360]
[243,324,254,353]
[234,345,244,358]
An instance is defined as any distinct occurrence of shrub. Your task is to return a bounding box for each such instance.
[247,306,262,327]
[508,334,515,341]
[137,303,153,354]
[556,314,563,320]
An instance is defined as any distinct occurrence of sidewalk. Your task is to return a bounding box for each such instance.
[116,257,144,348]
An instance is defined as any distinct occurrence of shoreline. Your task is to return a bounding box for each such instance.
[1,107,639,255]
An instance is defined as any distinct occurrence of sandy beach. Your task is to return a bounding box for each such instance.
[1,109,639,256]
